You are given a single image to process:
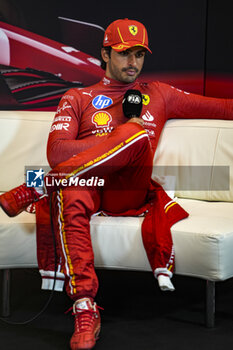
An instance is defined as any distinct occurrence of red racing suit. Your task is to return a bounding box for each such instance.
[36,76,233,300]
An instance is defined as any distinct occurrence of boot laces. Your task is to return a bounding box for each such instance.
[66,303,103,333]
[14,184,39,205]
[74,308,97,333]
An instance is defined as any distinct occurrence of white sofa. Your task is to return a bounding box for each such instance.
[1,111,233,327]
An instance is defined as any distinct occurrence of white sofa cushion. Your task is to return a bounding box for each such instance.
[174,198,233,280]
[1,196,233,282]
[153,119,233,202]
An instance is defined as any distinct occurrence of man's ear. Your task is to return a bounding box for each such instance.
[101,48,110,63]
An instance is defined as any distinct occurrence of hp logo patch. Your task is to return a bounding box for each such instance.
[26,169,45,187]
[92,95,113,109]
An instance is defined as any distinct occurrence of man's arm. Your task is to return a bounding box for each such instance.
[157,82,233,120]
[47,89,98,168]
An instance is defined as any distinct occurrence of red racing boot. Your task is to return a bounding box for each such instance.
[70,298,101,350]
[0,183,41,217]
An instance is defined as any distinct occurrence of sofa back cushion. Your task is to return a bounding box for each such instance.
[153,119,233,202]
[0,111,53,191]
[1,112,233,202]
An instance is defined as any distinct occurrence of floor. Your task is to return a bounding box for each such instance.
[0,269,233,350]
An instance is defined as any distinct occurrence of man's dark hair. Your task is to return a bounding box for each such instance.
[100,46,112,70]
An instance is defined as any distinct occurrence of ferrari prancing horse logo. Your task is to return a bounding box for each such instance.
[129,25,138,36]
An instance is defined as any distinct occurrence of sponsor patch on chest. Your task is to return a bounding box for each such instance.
[92,95,113,109]
[92,111,112,127]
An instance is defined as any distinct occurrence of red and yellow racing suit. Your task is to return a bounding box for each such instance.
[36,76,233,300]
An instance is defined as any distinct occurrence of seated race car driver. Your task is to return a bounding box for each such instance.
[1,18,233,350]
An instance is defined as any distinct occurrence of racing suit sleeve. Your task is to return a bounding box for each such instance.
[157,82,233,120]
[47,89,97,168]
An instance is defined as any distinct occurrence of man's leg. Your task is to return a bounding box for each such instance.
[51,124,153,298]
[44,123,152,196]
[52,187,100,301]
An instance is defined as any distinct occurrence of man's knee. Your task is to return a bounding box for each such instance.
[113,122,150,147]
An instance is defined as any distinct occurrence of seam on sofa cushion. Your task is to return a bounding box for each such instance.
[209,128,220,200]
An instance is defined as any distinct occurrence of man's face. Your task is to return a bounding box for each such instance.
[102,47,146,83]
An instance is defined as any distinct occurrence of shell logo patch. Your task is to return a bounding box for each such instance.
[142,94,150,105]
[92,111,112,127]
[129,25,138,36]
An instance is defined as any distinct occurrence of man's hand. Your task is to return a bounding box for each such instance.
[127,117,144,127]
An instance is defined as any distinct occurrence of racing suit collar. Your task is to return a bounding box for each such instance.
[101,75,138,91]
